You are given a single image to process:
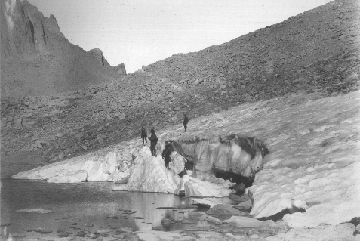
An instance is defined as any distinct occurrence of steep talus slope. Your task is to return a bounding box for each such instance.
[1,0,359,175]
[144,0,359,99]
[0,0,126,98]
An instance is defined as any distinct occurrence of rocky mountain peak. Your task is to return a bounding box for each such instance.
[89,48,110,67]
[1,0,126,98]
[115,63,127,76]
[1,0,65,57]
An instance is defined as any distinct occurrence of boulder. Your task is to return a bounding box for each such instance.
[223,216,265,228]
[233,183,246,194]
[232,199,252,211]
[161,218,172,227]
[229,193,250,203]
[206,204,242,217]
[199,214,222,225]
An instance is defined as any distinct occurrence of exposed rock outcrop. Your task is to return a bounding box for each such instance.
[0,0,125,98]
[88,48,110,67]
[206,204,242,217]
[114,63,127,76]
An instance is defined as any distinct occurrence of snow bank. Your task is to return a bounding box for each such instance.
[124,147,181,193]
[248,91,360,228]
[184,177,233,197]
[12,147,132,183]
[250,161,360,227]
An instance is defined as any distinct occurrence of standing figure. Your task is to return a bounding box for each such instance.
[161,142,172,169]
[140,127,147,145]
[148,128,158,156]
[183,114,189,132]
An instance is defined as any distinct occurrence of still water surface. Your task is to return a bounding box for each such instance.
[1,180,192,234]
[1,179,236,236]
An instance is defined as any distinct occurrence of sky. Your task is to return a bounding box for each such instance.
[28,0,331,73]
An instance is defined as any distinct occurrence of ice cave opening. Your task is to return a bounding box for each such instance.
[212,167,254,193]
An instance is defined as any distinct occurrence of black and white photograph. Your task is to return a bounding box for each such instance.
[1,0,359,240]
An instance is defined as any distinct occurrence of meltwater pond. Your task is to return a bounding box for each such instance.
[1,180,184,233]
[1,179,235,237]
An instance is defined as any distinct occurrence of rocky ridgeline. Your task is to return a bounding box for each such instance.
[1,0,360,170]
[143,0,359,98]
[89,48,127,75]
[0,0,126,98]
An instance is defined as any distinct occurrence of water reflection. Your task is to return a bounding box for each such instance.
[1,179,236,239]
[127,192,194,231]
[0,180,188,236]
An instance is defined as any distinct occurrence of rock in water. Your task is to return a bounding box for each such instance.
[223,216,265,228]
[206,204,242,217]
[233,183,246,194]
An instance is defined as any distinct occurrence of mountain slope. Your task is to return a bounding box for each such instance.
[1,0,359,170]
[0,0,126,98]
[143,0,359,99]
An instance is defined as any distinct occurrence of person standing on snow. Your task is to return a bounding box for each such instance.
[183,114,189,132]
[148,128,158,156]
[140,127,147,145]
[161,141,172,169]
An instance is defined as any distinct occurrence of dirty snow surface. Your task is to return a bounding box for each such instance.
[13,91,360,229]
